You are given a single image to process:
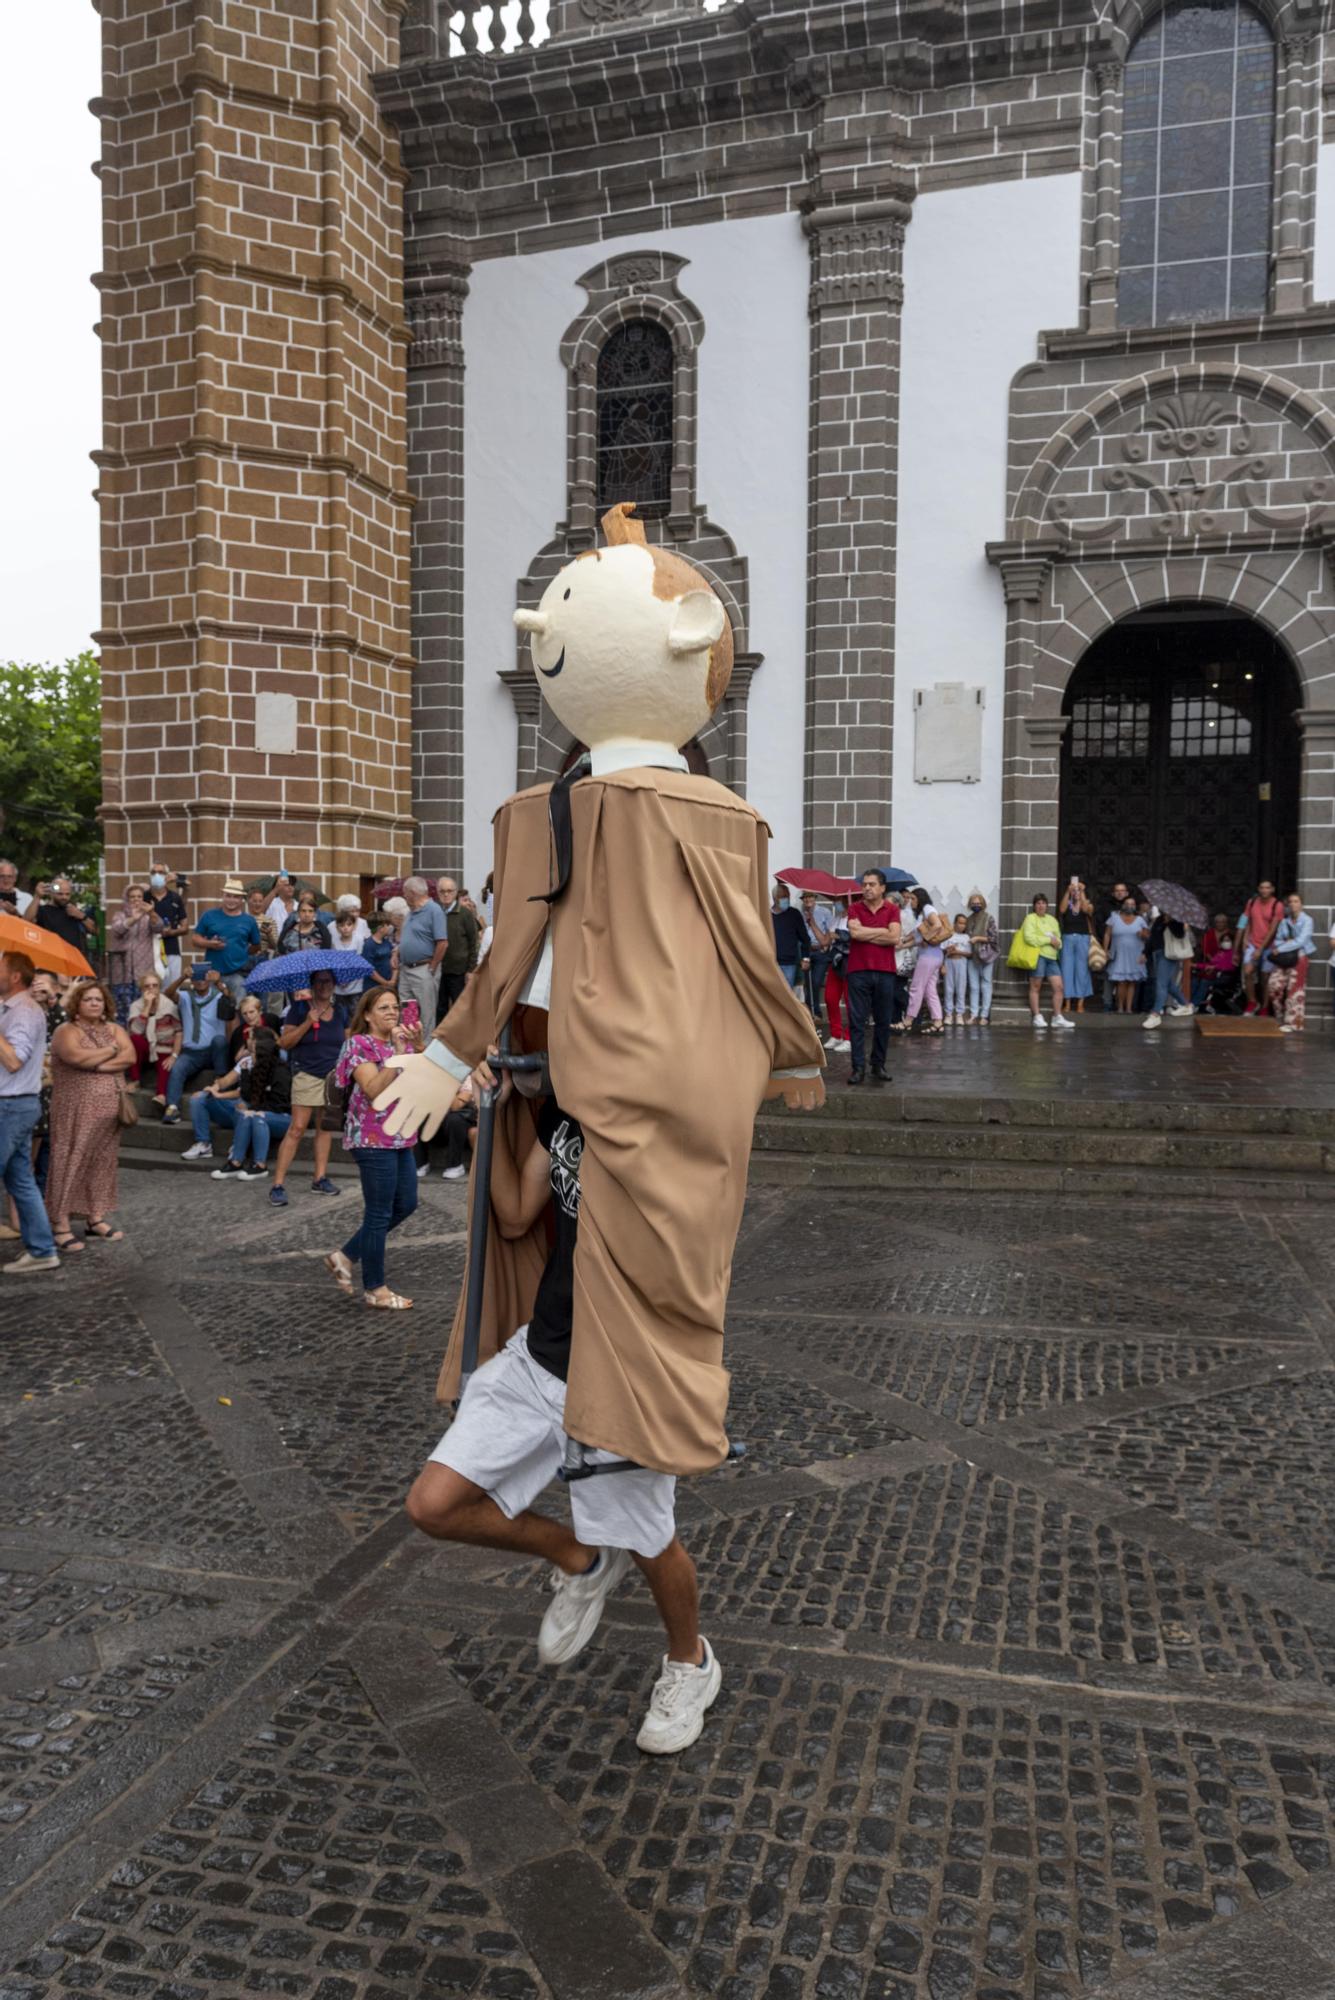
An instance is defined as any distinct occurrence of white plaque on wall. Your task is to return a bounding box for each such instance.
[256,691,299,757]
[914,683,984,784]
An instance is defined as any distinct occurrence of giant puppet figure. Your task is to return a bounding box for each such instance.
[379,502,825,1477]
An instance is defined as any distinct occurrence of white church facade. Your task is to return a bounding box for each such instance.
[381,0,1335,937]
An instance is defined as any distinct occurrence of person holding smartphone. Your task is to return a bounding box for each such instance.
[324,987,425,1306]
[269,970,348,1206]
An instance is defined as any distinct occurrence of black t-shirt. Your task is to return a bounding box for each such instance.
[37,904,92,951]
[526,1097,584,1383]
[150,889,188,939]
[281,999,349,1077]
[771,905,807,965]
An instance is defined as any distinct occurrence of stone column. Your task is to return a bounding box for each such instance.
[95,0,415,906]
[1087,62,1123,334]
[802,195,913,877]
[408,273,470,872]
[500,668,544,791]
[1274,37,1319,316]
[1296,710,1335,990]
[994,554,1058,935]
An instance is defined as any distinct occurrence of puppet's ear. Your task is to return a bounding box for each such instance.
[668,590,725,657]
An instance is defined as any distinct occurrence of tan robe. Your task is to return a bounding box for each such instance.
[434,767,824,1475]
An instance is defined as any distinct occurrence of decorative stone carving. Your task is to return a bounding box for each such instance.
[407,277,468,368]
[1036,380,1335,548]
[804,200,913,315]
[579,0,654,18]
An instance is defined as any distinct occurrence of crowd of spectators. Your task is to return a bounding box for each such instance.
[774,868,1327,1074]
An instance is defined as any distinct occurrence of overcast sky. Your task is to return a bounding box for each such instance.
[1,4,103,667]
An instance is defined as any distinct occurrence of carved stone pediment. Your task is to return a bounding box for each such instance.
[1014,369,1335,551]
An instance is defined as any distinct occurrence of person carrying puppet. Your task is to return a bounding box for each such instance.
[387,503,825,1753]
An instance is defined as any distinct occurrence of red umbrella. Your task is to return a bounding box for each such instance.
[374,875,439,900]
[776,868,863,897]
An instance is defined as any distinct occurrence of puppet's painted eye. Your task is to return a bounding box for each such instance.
[563,588,571,600]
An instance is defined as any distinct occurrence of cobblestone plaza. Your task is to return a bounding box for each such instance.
[6,1086,1335,2000]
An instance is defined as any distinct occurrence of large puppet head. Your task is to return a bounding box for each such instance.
[513,503,734,752]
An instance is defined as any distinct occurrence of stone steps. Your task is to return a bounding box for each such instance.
[748,1148,1335,1198]
[752,1089,1335,1197]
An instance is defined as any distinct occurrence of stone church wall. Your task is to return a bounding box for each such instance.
[896,172,1082,911]
[460,212,808,890]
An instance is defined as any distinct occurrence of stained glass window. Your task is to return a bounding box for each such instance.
[1119,0,1275,327]
[597,321,674,511]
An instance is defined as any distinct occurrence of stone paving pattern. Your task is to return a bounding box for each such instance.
[4,1136,1335,1998]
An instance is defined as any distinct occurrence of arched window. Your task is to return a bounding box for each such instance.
[596,320,674,512]
[1119,0,1275,327]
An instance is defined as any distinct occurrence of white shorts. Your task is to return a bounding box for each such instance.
[428,1326,677,1558]
[1243,942,1263,967]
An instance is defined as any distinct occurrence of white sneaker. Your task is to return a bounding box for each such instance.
[1032,1016,1047,1030]
[1050,1013,1073,1030]
[442,1165,466,1180]
[1169,1002,1194,1017]
[1143,1013,1162,1030]
[3,1252,61,1274]
[416,1163,431,1180]
[537,1547,631,1666]
[181,1142,212,1161]
[836,1039,851,1053]
[823,1034,841,1050]
[636,1639,723,1755]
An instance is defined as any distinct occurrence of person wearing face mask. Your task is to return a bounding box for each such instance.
[1103,896,1149,1013]
[147,867,188,984]
[108,886,164,1025]
[962,893,998,1025]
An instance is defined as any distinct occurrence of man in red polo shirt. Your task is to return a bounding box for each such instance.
[846,868,901,1084]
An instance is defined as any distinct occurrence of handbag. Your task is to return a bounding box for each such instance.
[830,931,850,976]
[1164,925,1194,961]
[116,1082,139,1129]
[920,911,952,947]
[1007,927,1040,972]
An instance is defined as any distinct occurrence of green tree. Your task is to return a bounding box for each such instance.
[0,653,103,883]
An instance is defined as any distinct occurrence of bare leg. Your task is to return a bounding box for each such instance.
[1028,979,1042,1019]
[311,1114,332,1182]
[1049,976,1065,1016]
[633,1538,703,1664]
[406,1462,595,1575]
[271,1105,310,1190]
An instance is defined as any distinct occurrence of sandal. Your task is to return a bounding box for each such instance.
[324,1250,354,1295]
[85,1222,124,1242]
[365,1289,413,1310]
[53,1233,84,1254]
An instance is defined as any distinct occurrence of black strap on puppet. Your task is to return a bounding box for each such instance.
[529,753,591,907]
[459,1021,549,1394]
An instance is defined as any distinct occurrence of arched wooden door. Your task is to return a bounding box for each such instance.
[1059,608,1301,912]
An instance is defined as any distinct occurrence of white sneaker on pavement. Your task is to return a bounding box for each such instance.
[1050,1013,1073,1029]
[181,1142,212,1161]
[1143,1012,1163,1029]
[1169,1002,1195,1016]
[3,1252,61,1275]
[636,1639,723,1755]
[442,1165,466,1180]
[537,1546,631,1666]
[1031,1016,1046,1030]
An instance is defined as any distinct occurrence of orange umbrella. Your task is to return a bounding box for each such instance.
[0,911,95,981]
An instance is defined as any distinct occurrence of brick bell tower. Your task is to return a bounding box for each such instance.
[93,0,415,907]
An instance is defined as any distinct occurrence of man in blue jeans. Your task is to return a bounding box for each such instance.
[0,952,60,1273]
[162,965,234,1124]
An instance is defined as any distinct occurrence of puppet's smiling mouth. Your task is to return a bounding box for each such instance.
[537,648,565,680]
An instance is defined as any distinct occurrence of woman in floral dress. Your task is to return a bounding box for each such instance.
[323,986,424,1308]
[45,981,135,1251]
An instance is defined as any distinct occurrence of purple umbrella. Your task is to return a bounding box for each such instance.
[1140,879,1209,930]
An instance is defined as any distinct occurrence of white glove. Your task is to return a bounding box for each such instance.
[377,1052,459,1141]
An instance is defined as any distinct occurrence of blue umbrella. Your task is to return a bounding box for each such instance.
[880,867,919,890]
[244,948,373,995]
